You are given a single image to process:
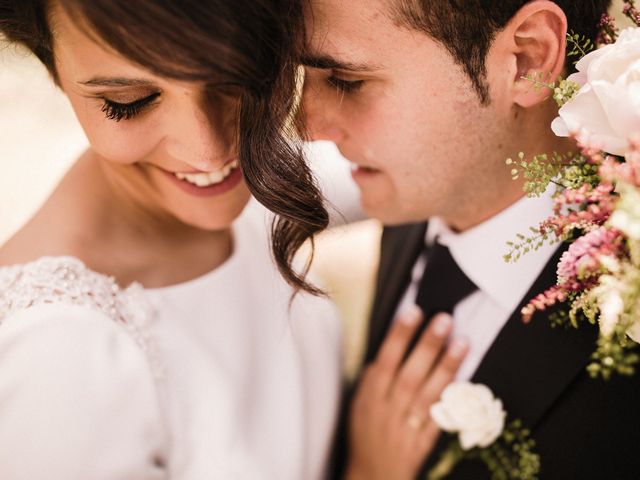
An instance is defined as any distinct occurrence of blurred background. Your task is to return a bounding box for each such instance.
[0,1,628,378]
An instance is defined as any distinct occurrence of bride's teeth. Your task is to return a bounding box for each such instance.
[173,161,238,187]
[194,175,210,187]
[208,170,225,183]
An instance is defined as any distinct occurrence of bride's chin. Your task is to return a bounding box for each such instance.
[168,197,251,232]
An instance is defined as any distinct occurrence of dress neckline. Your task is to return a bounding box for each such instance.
[0,221,244,294]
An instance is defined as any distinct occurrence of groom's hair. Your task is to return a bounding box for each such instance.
[391,0,612,103]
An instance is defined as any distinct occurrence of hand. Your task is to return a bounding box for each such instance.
[346,306,469,480]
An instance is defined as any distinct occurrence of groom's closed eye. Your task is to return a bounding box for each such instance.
[300,53,380,96]
[326,75,364,94]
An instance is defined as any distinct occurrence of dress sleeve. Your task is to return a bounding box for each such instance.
[0,303,168,480]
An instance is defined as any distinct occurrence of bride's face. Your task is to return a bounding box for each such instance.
[52,5,251,231]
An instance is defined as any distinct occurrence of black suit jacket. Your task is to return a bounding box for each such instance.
[330,223,640,479]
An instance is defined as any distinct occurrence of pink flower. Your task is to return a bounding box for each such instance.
[557,227,623,289]
[522,285,568,323]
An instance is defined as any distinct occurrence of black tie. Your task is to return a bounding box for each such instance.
[415,241,478,322]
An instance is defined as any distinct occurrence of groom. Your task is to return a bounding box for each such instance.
[302,0,640,478]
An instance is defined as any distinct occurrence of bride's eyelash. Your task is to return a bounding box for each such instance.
[327,75,364,94]
[100,92,161,122]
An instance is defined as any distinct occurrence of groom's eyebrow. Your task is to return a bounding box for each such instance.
[300,54,379,72]
[79,77,156,87]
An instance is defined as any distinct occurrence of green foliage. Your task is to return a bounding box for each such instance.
[503,152,600,263]
[549,309,571,329]
[588,334,639,379]
[552,79,582,107]
[504,228,558,264]
[566,32,595,64]
[429,421,540,480]
[522,72,555,94]
[506,152,565,197]
[477,420,540,480]
[569,292,599,329]
[561,160,600,190]
[521,73,581,108]
[506,151,599,198]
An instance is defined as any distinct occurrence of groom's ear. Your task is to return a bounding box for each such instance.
[491,0,568,108]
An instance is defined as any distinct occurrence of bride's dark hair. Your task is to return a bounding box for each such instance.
[0,0,328,294]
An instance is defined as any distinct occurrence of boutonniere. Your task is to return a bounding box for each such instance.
[505,3,640,380]
[427,382,540,480]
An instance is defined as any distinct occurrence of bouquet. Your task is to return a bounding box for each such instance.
[506,1,640,380]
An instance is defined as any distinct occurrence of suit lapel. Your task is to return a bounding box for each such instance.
[470,245,597,428]
[365,223,427,363]
[421,245,597,478]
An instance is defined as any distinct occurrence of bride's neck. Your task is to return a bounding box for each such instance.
[1,151,234,289]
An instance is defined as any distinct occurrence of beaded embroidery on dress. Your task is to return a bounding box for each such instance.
[0,256,162,377]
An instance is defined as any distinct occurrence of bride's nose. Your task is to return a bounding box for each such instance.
[164,92,235,171]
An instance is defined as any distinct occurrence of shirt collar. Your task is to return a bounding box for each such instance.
[426,190,558,313]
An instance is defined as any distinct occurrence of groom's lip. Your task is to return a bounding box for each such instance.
[350,162,380,172]
[351,163,382,183]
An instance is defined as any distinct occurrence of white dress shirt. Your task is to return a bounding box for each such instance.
[396,191,559,380]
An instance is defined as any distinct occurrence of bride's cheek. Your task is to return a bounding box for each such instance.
[81,115,160,165]
[87,128,160,165]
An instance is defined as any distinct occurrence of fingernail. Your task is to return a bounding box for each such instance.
[399,305,422,326]
[449,338,468,358]
[432,314,452,337]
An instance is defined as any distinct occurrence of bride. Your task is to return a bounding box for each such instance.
[0,1,340,478]
[0,0,465,478]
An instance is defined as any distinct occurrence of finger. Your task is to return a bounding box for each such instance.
[412,338,469,414]
[371,305,424,396]
[415,422,441,459]
[389,313,452,411]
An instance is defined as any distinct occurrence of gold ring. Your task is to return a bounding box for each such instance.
[406,413,425,431]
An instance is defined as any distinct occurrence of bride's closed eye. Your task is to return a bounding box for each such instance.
[101,92,161,122]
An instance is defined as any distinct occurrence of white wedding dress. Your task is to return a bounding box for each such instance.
[0,203,342,480]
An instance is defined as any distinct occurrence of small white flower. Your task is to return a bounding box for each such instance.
[430,382,506,451]
[609,183,640,240]
[599,255,621,274]
[627,319,640,343]
[592,273,640,343]
[552,27,640,156]
[597,278,625,337]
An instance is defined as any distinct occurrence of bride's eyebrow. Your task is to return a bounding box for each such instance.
[79,77,156,87]
[300,54,380,72]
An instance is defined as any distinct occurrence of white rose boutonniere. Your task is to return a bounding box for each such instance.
[430,382,506,450]
[552,27,640,156]
[427,382,540,480]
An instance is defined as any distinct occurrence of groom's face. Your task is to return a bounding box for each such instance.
[302,0,516,226]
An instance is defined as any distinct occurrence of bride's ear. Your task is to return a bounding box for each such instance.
[492,0,568,108]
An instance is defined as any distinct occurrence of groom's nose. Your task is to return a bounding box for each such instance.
[300,83,346,143]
